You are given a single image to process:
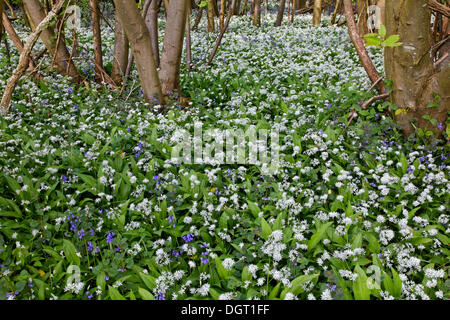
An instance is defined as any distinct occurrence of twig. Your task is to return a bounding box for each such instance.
[361,93,390,110]
[428,0,450,18]
[434,52,449,68]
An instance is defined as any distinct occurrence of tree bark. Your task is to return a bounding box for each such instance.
[90,0,103,82]
[330,0,342,25]
[0,0,4,44]
[159,0,187,96]
[207,0,215,32]
[1,11,42,82]
[356,0,368,37]
[193,6,203,30]
[219,0,225,30]
[385,0,449,137]
[111,11,128,85]
[1,0,65,115]
[23,0,81,83]
[252,0,260,26]
[207,0,236,65]
[113,0,163,103]
[275,0,286,26]
[145,0,160,68]
[312,0,322,25]
[186,0,192,71]
[343,0,384,93]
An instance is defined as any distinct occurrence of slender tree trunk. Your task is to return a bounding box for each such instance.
[113,0,163,103]
[186,0,192,71]
[1,11,42,82]
[111,11,128,85]
[207,0,236,65]
[342,0,384,92]
[312,0,322,25]
[193,6,203,30]
[159,0,187,96]
[1,0,65,115]
[275,0,286,26]
[377,0,384,28]
[330,0,342,25]
[356,0,368,37]
[0,0,4,44]
[252,0,260,26]
[23,0,81,82]
[219,0,225,30]
[240,0,248,15]
[207,0,215,32]
[234,0,241,15]
[90,0,103,82]
[163,0,169,18]
[145,0,160,68]
[385,0,449,137]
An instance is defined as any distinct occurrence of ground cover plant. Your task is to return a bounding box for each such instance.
[0,2,449,300]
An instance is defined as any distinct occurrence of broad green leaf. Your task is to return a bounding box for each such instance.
[108,286,126,300]
[215,257,229,280]
[138,287,155,300]
[307,222,332,251]
[260,217,272,240]
[139,272,156,291]
[62,239,80,266]
[353,265,370,300]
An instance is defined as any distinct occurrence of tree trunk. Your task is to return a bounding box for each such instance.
[145,0,160,68]
[240,0,248,15]
[207,0,215,32]
[343,0,384,92]
[193,6,203,30]
[111,11,128,85]
[1,0,65,115]
[356,0,368,37]
[294,0,306,10]
[2,11,42,82]
[330,0,342,25]
[0,0,4,44]
[186,0,192,71]
[219,0,225,30]
[312,0,322,25]
[252,0,260,26]
[23,0,81,83]
[159,0,187,96]
[275,0,286,26]
[385,0,449,137]
[234,0,241,15]
[377,0,385,28]
[90,0,103,82]
[113,0,163,103]
[207,0,236,65]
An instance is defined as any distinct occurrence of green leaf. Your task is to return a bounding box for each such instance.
[139,272,156,291]
[391,268,402,298]
[382,34,401,47]
[242,266,252,282]
[379,24,387,38]
[307,222,332,251]
[138,287,155,300]
[247,200,260,218]
[353,265,370,300]
[260,217,272,240]
[269,282,281,299]
[62,239,80,266]
[273,213,283,231]
[108,286,126,300]
[215,257,229,280]
[280,274,319,299]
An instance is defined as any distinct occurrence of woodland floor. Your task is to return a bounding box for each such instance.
[0,13,448,300]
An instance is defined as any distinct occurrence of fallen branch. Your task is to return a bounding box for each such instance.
[428,0,450,18]
[1,0,66,115]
